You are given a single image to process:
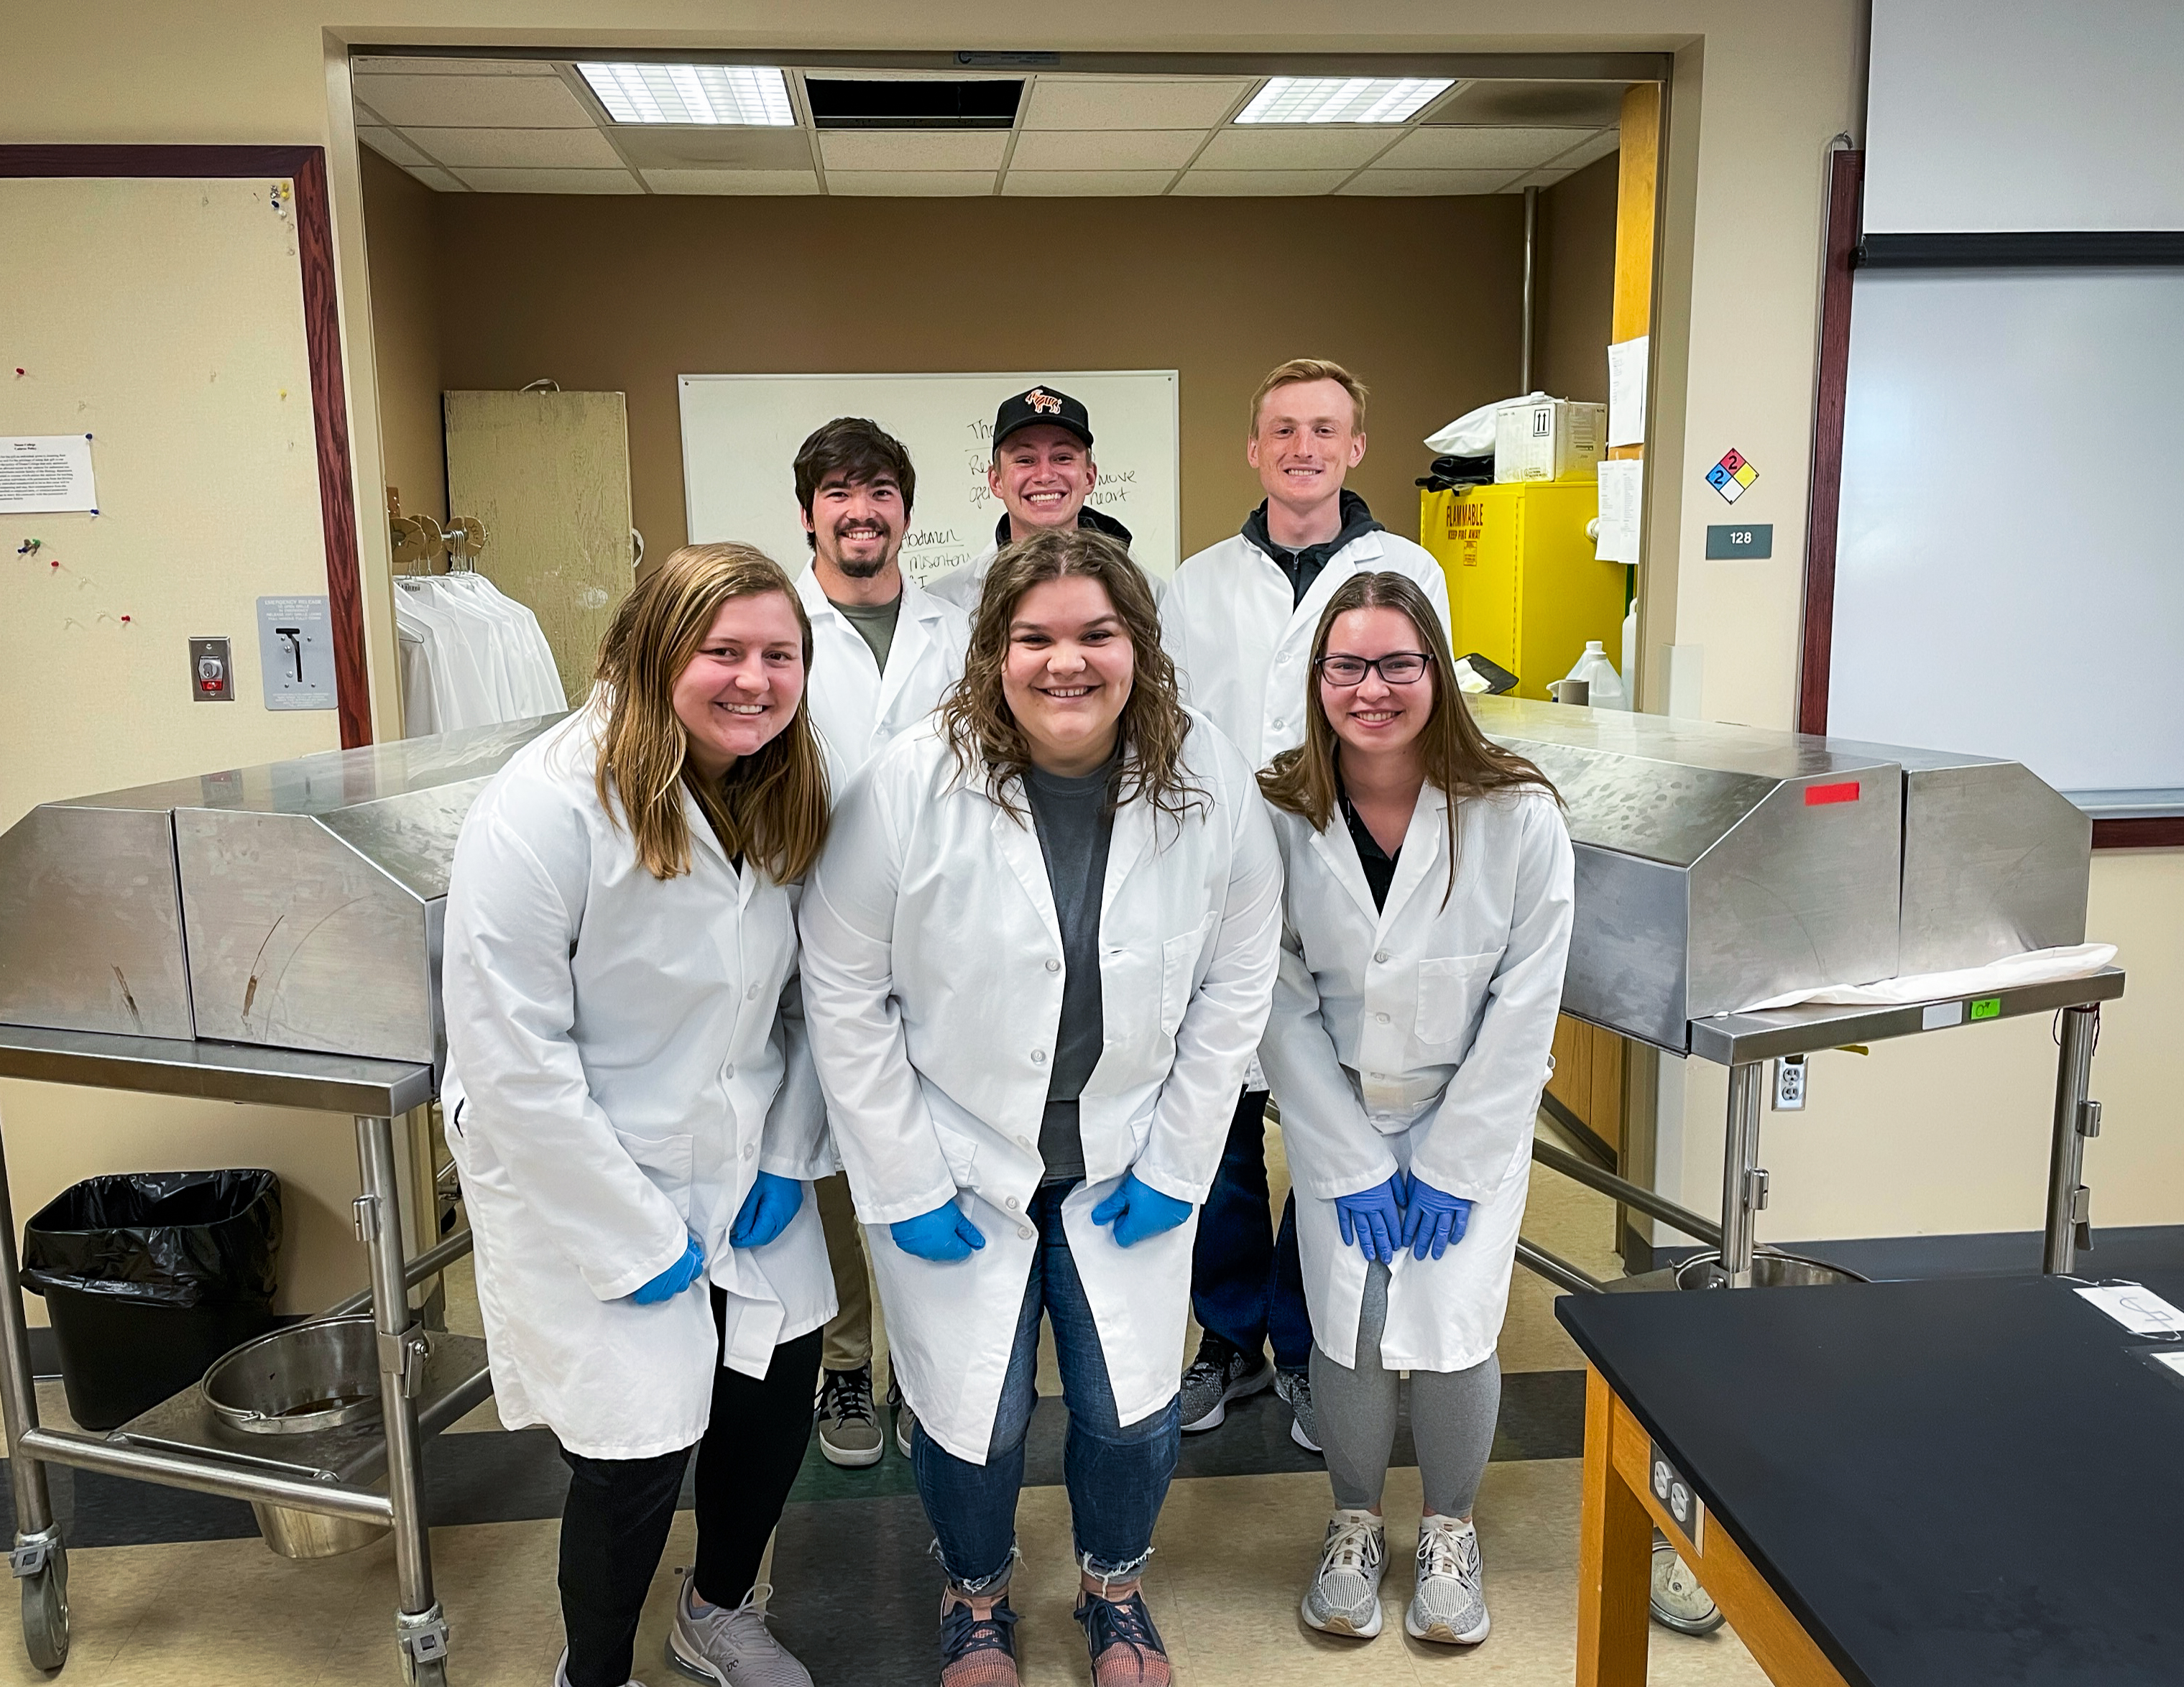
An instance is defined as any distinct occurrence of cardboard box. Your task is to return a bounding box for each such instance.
[1494,396,1606,483]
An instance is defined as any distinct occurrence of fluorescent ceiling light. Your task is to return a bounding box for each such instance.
[578,63,795,126]
[1235,76,1454,126]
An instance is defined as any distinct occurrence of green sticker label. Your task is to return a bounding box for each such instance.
[1971,997,2001,1020]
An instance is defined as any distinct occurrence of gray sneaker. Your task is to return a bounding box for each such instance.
[668,1575,812,1686]
[1300,1510,1385,1637]
[815,1365,883,1468]
[887,1374,917,1459]
[1273,1367,1319,1453]
[1179,1332,1273,1433]
[1406,1517,1490,1645]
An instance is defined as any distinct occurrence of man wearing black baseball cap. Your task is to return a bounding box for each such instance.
[929,384,1161,614]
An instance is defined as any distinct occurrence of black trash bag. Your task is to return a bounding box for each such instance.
[22,1170,282,1431]
[22,1170,282,1306]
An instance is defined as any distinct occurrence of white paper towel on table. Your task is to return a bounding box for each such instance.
[1732,943,2117,1014]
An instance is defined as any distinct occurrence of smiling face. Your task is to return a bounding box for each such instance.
[1319,605,1436,765]
[671,591,807,781]
[1001,573,1135,777]
[802,469,906,586]
[989,424,1097,539]
[1248,376,1368,524]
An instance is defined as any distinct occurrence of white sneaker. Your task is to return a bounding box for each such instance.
[555,1647,643,1686]
[668,1576,813,1687]
[1299,1509,1385,1637]
[1406,1516,1490,1645]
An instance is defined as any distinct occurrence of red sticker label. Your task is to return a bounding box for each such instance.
[1805,781,1860,806]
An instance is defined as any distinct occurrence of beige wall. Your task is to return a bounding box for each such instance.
[7,1,2175,1249]
[360,147,447,524]
[1536,152,1621,405]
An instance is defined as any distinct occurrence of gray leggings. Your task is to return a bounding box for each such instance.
[1309,1261,1501,1518]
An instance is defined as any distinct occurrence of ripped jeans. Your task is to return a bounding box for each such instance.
[910,1180,1181,1591]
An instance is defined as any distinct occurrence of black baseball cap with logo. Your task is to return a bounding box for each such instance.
[992,385,1094,453]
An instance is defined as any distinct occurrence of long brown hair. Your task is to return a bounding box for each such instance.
[591,542,831,883]
[1258,570,1554,905]
[938,526,1202,824]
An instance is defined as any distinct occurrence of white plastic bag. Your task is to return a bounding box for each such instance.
[1426,396,1527,458]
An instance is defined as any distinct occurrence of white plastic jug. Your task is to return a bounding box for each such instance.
[1562,639,1628,711]
[1622,603,1639,706]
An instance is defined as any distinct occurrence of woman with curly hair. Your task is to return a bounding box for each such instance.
[801,527,1281,1687]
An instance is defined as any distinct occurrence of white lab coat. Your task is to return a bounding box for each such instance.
[1161,527,1453,769]
[796,568,969,795]
[441,704,837,1459]
[799,713,1283,1462]
[1258,783,1573,1373]
[927,539,1166,618]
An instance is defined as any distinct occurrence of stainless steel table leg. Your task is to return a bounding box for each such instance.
[0,1124,69,1669]
[356,1114,449,1683]
[1718,1063,1767,1288]
[2043,1006,2101,1276]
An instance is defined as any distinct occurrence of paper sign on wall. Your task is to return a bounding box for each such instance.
[0,435,98,514]
[1607,338,1649,448]
[1595,458,1644,563]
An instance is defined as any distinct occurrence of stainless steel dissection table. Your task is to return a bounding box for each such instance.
[0,1023,474,1683]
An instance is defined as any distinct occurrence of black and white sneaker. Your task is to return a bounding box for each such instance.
[1274,1367,1319,1453]
[887,1374,917,1459]
[1178,1331,1274,1433]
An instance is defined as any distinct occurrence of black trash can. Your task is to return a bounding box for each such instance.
[22,1170,282,1430]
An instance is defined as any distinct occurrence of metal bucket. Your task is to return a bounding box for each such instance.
[200,1316,391,1559]
[1672,1248,1869,1290]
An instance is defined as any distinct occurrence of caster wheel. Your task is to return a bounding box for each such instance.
[1650,1540,1723,1636]
[21,1546,70,1673]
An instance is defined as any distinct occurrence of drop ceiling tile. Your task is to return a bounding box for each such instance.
[1376,126,1596,171]
[419,126,625,168]
[1340,168,1520,196]
[1193,128,1396,171]
[1539,129,1621,172]
[819,131,1008,172]
[405,166,468,192]
[354,56,558,76]
[1003,171,1176,197]
[1427,79,1629,128]
[358,127,433,169]
[453,167,642,195]
[1508,167,1576,191]
[1023,77,1253,131]
[352,74,594,129]
[1169,170,1353,197]
[641,168,822,195]
[1008,129,1202,172]
[826,171,996,196]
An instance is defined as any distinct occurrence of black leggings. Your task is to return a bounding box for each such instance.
[558,1288,822,1687]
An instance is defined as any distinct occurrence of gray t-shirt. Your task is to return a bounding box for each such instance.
[826,592,901,675]
[1024,756,1118,1185]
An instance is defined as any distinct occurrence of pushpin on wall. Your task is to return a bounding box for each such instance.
[14,540,39,557]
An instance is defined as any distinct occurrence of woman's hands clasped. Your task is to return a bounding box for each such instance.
[1333,1172,1475,1263]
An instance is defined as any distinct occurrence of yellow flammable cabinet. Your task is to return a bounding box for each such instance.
[1420,481,1626,701]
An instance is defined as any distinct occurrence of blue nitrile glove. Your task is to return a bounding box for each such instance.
[729,1170,803,1250]
[1399,1173,1473,1260]
[630,1234,705,1305]
[1091,1170,1193,1249]
[1335,1175,1406,1265]
[890,1199,986,1262]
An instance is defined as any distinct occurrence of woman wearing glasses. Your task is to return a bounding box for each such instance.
[1255,570,1573,1650]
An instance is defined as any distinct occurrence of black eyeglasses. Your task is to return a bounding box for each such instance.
[1315,652,1431,686]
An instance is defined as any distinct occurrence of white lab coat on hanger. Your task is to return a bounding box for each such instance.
[441,703,835,1460]
[798,713,1282,1463]
[1161,528,1452,769]
[1258,783,1573,1374]
[796,568,969,794]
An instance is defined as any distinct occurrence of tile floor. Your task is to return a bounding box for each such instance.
[0,1118,1768,1685]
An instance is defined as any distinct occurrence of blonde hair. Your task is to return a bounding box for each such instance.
[939,527,1202,825]
[1249,357,1369,436]
[592,542,831,883]
[1258,571,1554,907]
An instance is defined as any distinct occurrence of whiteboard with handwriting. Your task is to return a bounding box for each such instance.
[678,370,1180,591]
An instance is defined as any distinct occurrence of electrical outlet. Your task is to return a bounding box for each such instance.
[188,636,233,702]
[1772,1054,1807,1111]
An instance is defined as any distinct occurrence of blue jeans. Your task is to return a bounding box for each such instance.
[1190,1089,1314,1371]
[910,1181,1181,1589]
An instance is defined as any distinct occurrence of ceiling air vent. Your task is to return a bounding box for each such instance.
[804,78,1023,131]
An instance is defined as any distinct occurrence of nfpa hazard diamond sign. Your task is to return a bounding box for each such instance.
[1706,448,1757,504]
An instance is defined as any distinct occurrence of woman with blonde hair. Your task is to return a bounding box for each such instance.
[801,527,1281,1687]
[443,543,836,1687]
[1256,570,1573,1650]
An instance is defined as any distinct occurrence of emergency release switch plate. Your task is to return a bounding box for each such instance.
[255,595,337,711]
[188,636,234,703]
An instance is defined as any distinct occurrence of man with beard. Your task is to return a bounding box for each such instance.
[929,384,1161,614]
[791,417,971,1468]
